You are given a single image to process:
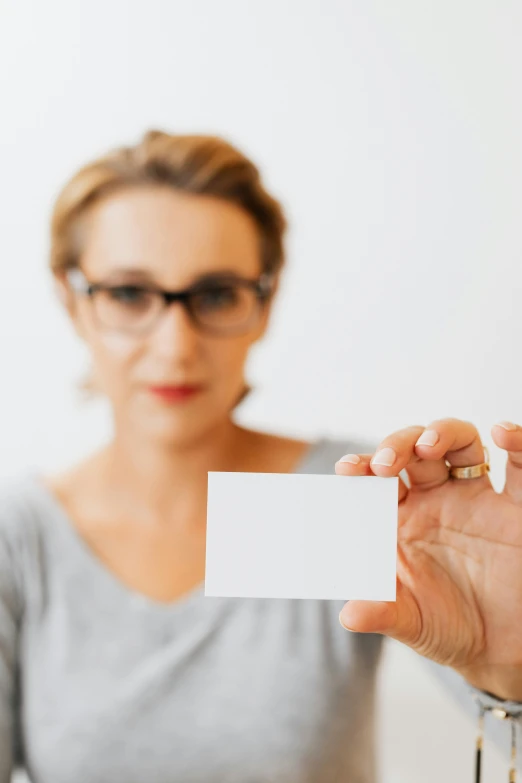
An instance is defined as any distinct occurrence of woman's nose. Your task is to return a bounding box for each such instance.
[150,301,200,358]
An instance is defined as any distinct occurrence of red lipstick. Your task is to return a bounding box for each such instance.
[148,385,203,402]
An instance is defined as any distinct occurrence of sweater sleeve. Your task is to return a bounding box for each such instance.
[420,654,522,771]
[0,507,23,783]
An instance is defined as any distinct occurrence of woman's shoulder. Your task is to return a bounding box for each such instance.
[0,473,54,551]
[295,434,378,474]
[0,475,52,612]
[245,428,377,474]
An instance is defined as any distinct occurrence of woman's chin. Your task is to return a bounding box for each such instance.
[136,417,210,448]
[129,394,220,446]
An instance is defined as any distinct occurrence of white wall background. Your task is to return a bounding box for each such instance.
[1,0,520,780]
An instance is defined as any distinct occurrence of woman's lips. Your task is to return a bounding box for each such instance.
[147,385,204,402]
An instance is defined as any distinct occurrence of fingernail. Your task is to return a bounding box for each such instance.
[338,454,361,464]
[339,611,355,631]
[415,429,440,447]
[371,447,396,467]
[496,421,518,432]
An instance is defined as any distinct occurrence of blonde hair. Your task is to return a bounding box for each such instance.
[50,129,287,277]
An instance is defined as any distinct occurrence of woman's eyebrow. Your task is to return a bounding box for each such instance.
[97,266,156,284]
[190,270,245,286]
[97,267,248,288]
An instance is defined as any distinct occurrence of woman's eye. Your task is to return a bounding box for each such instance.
[198,287,239,310]
[108,286,148,305]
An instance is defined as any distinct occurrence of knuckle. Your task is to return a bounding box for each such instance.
[385,425,424,444]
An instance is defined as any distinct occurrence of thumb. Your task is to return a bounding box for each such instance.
[491,421,522,504]
[339,578,421,646]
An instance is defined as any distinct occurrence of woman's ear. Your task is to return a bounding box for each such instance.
[253,274,280,342]
[249,300,272,345]
[53,271,85,338]
[53,272,72,310]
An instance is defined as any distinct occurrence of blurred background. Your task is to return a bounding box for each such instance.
[1,0,521,780]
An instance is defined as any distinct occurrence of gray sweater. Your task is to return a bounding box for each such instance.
[0,438,520,783]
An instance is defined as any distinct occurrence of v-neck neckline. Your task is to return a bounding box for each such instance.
[27,438,328,614]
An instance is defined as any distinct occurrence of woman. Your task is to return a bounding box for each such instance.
[0,130,520,783]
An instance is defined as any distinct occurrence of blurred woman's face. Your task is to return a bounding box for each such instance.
[67,186,272,446]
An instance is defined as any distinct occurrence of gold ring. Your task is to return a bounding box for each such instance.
[445,446,490,480]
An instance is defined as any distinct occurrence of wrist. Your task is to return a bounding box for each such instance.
[456,664,522,703]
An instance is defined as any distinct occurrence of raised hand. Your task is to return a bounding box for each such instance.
[335,419,522,700]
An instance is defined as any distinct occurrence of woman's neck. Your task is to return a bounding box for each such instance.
[95,419,249,527]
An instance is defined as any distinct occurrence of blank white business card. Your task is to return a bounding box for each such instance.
[205,473,398,601]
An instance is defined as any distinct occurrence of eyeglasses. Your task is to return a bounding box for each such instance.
[65,268,275,337]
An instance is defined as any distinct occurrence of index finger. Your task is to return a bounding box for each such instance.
[413,418,486,469]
